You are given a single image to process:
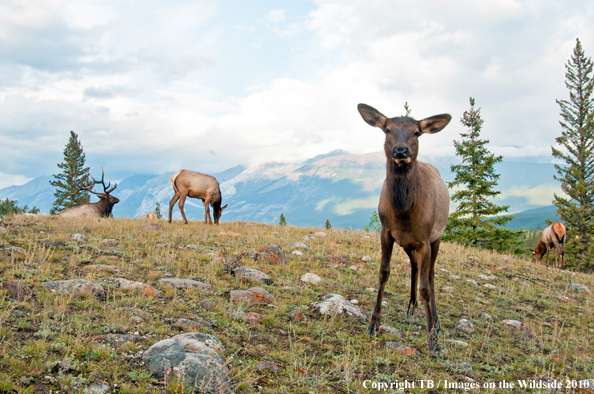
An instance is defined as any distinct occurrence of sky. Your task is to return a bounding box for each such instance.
[1,0,593,189]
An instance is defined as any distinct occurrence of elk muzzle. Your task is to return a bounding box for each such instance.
[392,146,412,164]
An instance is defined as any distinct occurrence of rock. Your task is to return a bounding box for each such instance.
[131,316,144,324]
[484,284,497,289]
[100,239,118,246]
[379,326,401,336]
[86,381,110,394]
[289,242,308,250]
[450,275,461,280]
[155,243,168,248]
[232,268,272,285]
[361,255,373,262]
[456,362,473,374]
[244,312,263,323]
[199,300,216,311]
[385,342,420,357]
[478,312,493,322]
[478,274,489,280]
[556,296,570,303]
[313,232,327,237]
[443,286,455,293]
[256,361,282,372]
[300,273,322,284]
[456,319,476,333]
[229,287,274,304]
[11,310,28,316]
[87,264,123,273]
[311,294,366,321]
[1,281,33,300]
[149,270,174,277]
[9,246,25,255]
[43,279,105,297]
[328,256,348,265]
[292,250,303,256]
[90,334,147,346]
[567,283,591,294]
[252,245,287,265]
[156,278,210,290]
[142,333,230,393]
[71,233,86,242]
[350,299,359,304]
[551,354,568,362]
[113,278,163,296]
[287,309,305,321]
[466,280,478,286]
[502,319,523,329]
[143,224,162,231]
[447,340,469,347]
[185,244,197,249]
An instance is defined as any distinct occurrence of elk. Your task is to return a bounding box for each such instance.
[139,212,157,219]
[529,222,566,268]
[357,103,451,354]
[168,170,228,225]
[58,168,119,218]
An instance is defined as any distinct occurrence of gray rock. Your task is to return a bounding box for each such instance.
[142,333,230,393]
[86,381,110,393]
[292,250,303,256]
[252,244,287,265]
[71,233,86,242]
[101,239,118,246]
[457,362,473,374]
[447,339,469,347]
[478,312,493,322]
[113,278,163,296]
[311,294,366,321]
[289,242,308,250]
[185,244,198,249]
[156,278,210,290]
[232,268,272,285]
[300,273,322,284]
[567,283,591,294]
[456,319,476,333]
[43,279,105,297]
[361,255,373,262]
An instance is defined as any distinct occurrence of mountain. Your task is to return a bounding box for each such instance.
[0,152,562,229]
[503,205,560,230]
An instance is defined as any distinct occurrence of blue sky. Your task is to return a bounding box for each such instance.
[1,0,593,188]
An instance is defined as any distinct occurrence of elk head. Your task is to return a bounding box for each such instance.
[213,203,228,225]
[77,167,119,214]
[357,104,451,171]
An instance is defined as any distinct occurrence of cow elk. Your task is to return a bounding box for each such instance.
[58,168,119,218]
[530,222,566,269]
[357,103,451,354]
[140,212,157,220]
[168,170,228,225]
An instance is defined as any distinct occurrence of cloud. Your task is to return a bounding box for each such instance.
[83,85,140,100]
[264,10,286,23]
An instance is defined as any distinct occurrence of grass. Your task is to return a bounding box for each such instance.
[0,214,593,393]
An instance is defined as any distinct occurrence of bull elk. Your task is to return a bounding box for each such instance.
[58,168,119,218]
[357,103,451,354]
[168,170,228,225]
[529,222,566,269]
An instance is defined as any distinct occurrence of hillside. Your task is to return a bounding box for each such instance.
[0,215,592,393]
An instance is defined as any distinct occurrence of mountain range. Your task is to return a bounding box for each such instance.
[0,150,561,229]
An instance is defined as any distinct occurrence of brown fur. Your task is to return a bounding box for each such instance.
[139,212,157,219]
[168,170,228,225]
[357,103,451,354]
[529,222,566,269]
[58,169,119,219]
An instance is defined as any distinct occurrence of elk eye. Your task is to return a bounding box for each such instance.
[384,129,391,134]
[414,131,422,137]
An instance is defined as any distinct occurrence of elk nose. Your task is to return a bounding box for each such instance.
[392,146,409,159]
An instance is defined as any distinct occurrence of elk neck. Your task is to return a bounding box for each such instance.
[386,158,419,213]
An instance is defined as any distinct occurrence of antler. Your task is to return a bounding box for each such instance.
[88,167,117,194]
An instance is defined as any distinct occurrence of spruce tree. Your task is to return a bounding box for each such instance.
[49,131,90,215]
[552,38,594,270]
[279,213,287,226]
[443,97,521,252]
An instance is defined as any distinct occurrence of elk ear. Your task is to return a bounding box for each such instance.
[221,204,228,211]
[357,104,388,129]
[528,248,535,254]
[419,114,452,134]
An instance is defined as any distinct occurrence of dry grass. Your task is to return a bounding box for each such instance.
[0,214,593,393]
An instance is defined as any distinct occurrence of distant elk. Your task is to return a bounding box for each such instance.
[357,103,452,354]
[139,212,157,220]
[530,222,566,269]
[168,170,228,225]
[58,168,119,218]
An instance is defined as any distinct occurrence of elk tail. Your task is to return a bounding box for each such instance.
[170,170,182,193]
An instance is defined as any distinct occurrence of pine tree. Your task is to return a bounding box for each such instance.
[279,213,287,226]
[49,131,90,215]
[154,201,163,219]
[443,97,521,252]
[552,38,594,270]
[0,199,39,219]
[364,210,381,233]
[325,219,332,230]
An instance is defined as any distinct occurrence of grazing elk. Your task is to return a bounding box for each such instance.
[168,170,228,225]
[530,222,566,269]
[139,212,157,220]
[357,103,451,354]
[58,168,119,218]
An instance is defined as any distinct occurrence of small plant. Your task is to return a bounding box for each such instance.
[221,249,244,273]
[325,219,332,230]
[155,201,163,219]
[364,210,381,233]
[279,212,287,226]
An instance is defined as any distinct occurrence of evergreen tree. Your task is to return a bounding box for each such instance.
[49,131,90,215]
[443,97,521,252]
[364,210,381,233]
[325,219,332,230]
[552,38,594,270]
[279,213,287,226]
[154,201,163,219]
[0,199,39,219]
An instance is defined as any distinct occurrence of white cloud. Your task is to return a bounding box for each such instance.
[264,10,286,23]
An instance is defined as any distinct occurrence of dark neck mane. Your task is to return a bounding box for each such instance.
[387,161,418,212]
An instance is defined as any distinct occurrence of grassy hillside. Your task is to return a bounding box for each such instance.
[0,215,593,393]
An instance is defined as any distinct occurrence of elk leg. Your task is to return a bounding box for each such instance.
[168,193,180,223]
[428,238,441,338]
[551,236,561,268]
[203,199,213,224]
[417,239,439,352]
[368,227,394,336]
[178,193,189,224]
[545,244,550,266]
[404,247,418,319]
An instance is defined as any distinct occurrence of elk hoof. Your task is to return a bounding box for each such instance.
[367,322,379,336]
[430,343,446,358]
